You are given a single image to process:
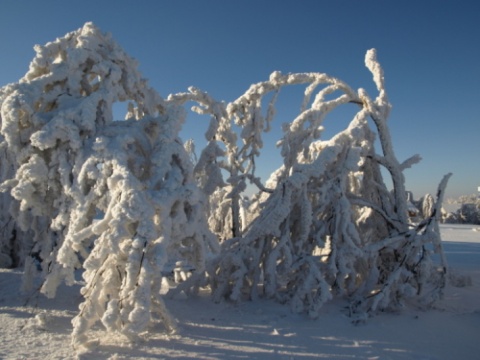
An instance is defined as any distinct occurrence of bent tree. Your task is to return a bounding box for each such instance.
[0,23,450,350]
[172,50,450,319]
[0,23,217,347]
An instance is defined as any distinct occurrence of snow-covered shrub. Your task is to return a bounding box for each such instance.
[456,202,480,224]
[441,194,480,225]
[0,23,217,348]
[172,49,451,320]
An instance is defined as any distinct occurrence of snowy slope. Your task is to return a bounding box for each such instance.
[1,224,479,360]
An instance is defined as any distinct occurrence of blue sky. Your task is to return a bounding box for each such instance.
[0,1,478,199]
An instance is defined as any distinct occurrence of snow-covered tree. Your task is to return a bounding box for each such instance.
[0,23,217,348]
[0,141,21,268]
[1,22,452,352]
[442,194,480,225]
[173,49,451,320]
[456,203,480,224]
[421,193,435,219]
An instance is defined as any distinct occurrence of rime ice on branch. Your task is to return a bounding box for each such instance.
[0,23,217,347]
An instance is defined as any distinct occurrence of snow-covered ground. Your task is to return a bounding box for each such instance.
[1,224,479,360]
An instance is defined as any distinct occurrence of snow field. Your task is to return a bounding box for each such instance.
[0,225,479,360]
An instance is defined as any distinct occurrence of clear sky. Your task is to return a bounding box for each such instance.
[0,0,478,199]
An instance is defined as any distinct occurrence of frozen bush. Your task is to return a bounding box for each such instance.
[172,49,451,320]
[0,23,217,348]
